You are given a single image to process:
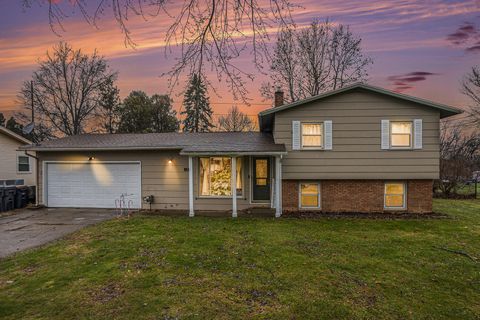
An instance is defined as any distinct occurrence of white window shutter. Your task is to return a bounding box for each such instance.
[292,121,301,150]
[414,119,423,149]
[324,120,333,150]
[381,120,390,150]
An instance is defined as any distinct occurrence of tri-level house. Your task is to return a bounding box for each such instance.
[21,83,461,216]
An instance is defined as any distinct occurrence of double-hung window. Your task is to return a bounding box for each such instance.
[301,123,323,148]
[17,155,30,173]
[384,182,406,209]
[390,122,412,148]
[299,182,321,208]
[199,157,243,197]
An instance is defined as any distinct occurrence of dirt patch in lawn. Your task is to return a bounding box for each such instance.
[90,283,125,304]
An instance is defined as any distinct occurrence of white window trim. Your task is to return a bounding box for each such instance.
[298,181,321,209]
[197,157,244,199]
[17,155,31,174]
[301,122,324,150]
[390,121,413,149]
[384,182,407,210]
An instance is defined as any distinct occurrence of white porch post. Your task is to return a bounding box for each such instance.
[188,156,194,217]
[231,156,237,218]
[275,156,282,217]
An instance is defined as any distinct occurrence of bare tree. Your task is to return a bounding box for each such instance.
[462,66,480,126]
[22,0,295,102]
[218,106,256,131]
[263,19,372,103]
[330,24,371,90]
[438,121,480,196]
[19,42,118,137]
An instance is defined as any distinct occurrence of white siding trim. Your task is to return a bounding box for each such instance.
[381,120,390,150]
[275,156,282,217]
[414,119,423,149]
[232,156,237,218]
[188,156,194,217]
[324,120,333,150]
[292,121,301,150]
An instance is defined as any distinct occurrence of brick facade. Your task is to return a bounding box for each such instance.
[282,179,433,214]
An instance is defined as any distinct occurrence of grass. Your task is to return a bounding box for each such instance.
[0,200,479,319]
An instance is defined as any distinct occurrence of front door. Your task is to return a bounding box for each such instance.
[252,157,270,202]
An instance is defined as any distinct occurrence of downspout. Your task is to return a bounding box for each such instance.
[24,151,39,206]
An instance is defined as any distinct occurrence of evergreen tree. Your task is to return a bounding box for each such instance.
[0,112,5,127]
[151,94,180,132]
[181,74,214,132]
[116,91,154,133]
[98,78,121,133]
[6,117,24,136]
[116,91,180,133]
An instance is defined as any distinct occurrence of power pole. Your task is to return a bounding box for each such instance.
[30,80,35,140]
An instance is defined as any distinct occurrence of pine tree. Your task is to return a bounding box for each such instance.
[181,74,214,132]
[98,78,121,133]
[0,112,5,127]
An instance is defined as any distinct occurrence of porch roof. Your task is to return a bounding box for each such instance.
[20,131,286,154]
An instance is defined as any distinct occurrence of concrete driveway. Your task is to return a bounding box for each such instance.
[0,208,116,258]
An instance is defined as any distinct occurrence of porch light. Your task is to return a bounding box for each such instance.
[88,157,95,161]
[168,158,173,164]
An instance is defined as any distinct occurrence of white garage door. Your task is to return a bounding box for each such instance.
[46,162,141,208]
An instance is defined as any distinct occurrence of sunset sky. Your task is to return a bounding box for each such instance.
[0,0,479,121]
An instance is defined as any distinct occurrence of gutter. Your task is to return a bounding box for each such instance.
[22,150,39,206]
[19,146,185,152]
[179,151,288,156]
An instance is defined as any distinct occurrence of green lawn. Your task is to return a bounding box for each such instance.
[1,200,479,319]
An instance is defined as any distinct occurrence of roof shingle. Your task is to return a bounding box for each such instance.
[21,132,286,154]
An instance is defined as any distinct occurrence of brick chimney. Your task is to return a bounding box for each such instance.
[274,86,284,107]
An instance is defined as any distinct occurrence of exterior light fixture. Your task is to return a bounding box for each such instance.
[168,159,173,164]
[89,157,95,161]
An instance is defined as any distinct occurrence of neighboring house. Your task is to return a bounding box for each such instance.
[21,83,462,215]
[0,126,36,186]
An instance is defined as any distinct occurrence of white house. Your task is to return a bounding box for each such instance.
[0,126,36,186]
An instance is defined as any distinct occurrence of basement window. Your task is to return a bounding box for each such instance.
[384,182,406,209]
[299,182,321,208]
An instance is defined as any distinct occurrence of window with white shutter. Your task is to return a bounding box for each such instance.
[390,122,413,148]
[301,123,323,148]
[292,121,333,151]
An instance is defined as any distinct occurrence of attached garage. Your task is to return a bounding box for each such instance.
[44,162,141,208]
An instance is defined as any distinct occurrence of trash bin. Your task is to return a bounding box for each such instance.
[0,187,4,212]
[15,186,28,209]
[3,186,16,211]
[27,186,36,204]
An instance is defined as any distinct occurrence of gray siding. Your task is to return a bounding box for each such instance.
[37,151,266,211]
[273,90,440,179]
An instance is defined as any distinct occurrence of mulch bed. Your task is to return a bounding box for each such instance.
[282,211,450,220]
[138,209,449,220]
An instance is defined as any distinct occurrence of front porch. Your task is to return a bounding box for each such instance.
[181,153,285,218]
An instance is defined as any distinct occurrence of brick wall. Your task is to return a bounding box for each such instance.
[406,180,433,213]
[282,180,299,211]
[282,179,433,214]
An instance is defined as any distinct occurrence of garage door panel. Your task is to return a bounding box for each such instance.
[46,162,141,208]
